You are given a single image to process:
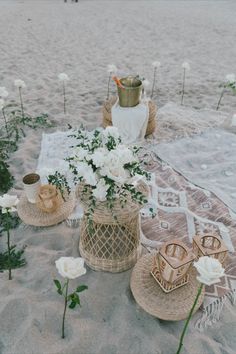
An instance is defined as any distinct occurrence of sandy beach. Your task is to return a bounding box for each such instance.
[0,1,236,353]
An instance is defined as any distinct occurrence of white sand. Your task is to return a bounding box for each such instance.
[1,1,236,353]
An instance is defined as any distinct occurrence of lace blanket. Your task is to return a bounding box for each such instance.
[37,130,236,330]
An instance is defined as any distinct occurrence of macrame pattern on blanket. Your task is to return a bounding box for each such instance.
[140,149,236,330]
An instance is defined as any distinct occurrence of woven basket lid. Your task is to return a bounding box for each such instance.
[17,193,76,227]
[130,254,204,321]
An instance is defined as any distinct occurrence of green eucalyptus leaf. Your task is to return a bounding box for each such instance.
[69,301,77,309]
[53,279,62,294]
[76,285,88,293]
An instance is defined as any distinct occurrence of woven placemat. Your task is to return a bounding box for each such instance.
[130,254,205,321]
[17,193,76,227]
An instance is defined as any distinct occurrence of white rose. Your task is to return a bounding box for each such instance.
[152,61,161,68]
[0,98,5,110]
[194,256,225,286]
[142,79,150,90]
[91,147,107,168]
[116,146,137,165]
[14,79,26,88]
[100,164,129,184]
[231,114,236,127]
[107,64,118,74]
[102,126,120,141]
[0,87,9,98]
[58,73,69,81]
[226,73,235,84]
[0,194,19,213]
[182,62,190,71]
[76,147,89,161]
[77,162,97,186]
[92,179,109,201]
[55,257,86,279]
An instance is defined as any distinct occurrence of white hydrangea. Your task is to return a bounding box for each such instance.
[152,61,161,68]
[58,73,69,81]
[92,179,109,201]
[107,64,118,74]
[226,73,235,84]
[182,62,190,71]
[0,87,9,98]
[14,79,26,88]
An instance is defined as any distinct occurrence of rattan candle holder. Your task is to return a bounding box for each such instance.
[36,184,63,213]
[193,234,228,264]
[151,240,195,293]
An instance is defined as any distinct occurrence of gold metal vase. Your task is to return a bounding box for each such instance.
[117,76,142,107]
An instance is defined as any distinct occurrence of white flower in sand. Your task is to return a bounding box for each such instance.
[92,178,109,201]
[58,73,69,81]
[142,79,150,90]
[225,73,235,84]
[55,257,86,280]
[14,79,26,88]
[0,98,5,110]
[107,64,118,74]
[0,194,19,214]
[182,62,190,71]
[0,87,9,98]
[231,113,236,127]
[194,256,225,286]
[152,61,161,68]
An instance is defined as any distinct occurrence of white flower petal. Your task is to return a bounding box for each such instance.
[58,73,69,81]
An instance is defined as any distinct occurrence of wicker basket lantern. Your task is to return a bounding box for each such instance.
[78,183,148,273]
[193,234,228,264]
[151,240,195,293]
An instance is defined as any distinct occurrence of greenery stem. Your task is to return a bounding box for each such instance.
[62,278,69,339]
[107,73,111,101]
[216,88,225,111]
[63,82,66,115]
[176,283,203,354]
[2,107,9,138]
[6,210,12,280]
[181,68,186,105]
[19,87,24,118]
[151,67,157,99]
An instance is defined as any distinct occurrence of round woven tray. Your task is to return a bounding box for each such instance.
[17,193,76,227]
[130,254,205,321]
[102,97,157,136]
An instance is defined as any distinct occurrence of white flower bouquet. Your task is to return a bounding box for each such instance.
[67,126,151,228]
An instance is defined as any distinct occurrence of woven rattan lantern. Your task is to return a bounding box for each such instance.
[193,234,228,264]
[78,183,148,273]
[36,184,63,213]
[151,240,195,293]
